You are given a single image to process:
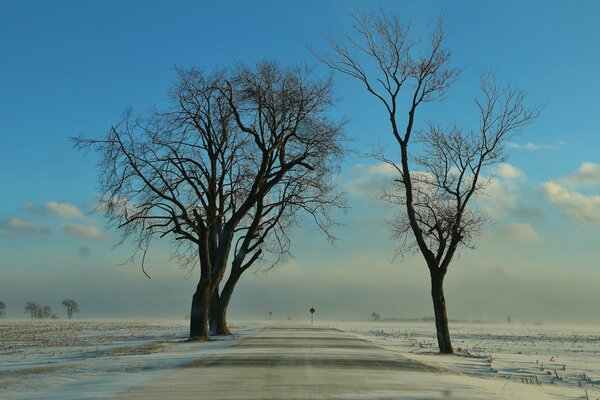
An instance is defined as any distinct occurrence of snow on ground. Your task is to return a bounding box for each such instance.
[2,319,600,399]
[331,320,600,400]
[0,320,255,399]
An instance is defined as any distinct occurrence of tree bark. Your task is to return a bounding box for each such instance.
[209,294,230,336]
[430,268,453,354]
[209,268,242,336]
[208,292,228,336]
[190,278,212,340]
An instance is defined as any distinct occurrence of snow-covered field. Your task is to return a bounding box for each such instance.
[0,320,252,400]
[2,320,600,399]
[333,320,600,399]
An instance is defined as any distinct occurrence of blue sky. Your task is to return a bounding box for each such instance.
[1,0,600,323]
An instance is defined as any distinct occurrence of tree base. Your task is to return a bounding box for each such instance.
[209,327,232,336]
[188,335,211,342]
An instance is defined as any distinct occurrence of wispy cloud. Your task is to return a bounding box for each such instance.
[43,201,85,218]
[344,162,396,198]
[24,201,86,219]
[560,162,600,186]
[0,218,51,237]
[480,163,530,219]
[346,162,540,223]
[61,223,110,241]
[497,163,524,179]
[501,222,540,243]
[542,181,600,224]
[507,141,565,151]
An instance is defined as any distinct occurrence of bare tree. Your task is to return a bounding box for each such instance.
[208,62,346,335]
[24,302,55,319]
[322,11,538,353]
[24,301,39,319]
[62,299,79,319]
[74,60,345,339]
[0,301,5,318]
[41,306,52,319]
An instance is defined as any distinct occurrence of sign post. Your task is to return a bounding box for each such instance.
[309,307,315,327]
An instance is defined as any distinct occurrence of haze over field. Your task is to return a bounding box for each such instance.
[1,0,600,327]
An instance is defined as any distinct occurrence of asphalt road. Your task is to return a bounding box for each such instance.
[114,326,499,399]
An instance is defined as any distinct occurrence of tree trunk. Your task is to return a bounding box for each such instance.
[430,268,453,354]
[190,279,212,340]
[208,291,229,336]
[209,294,230,336]
[209,268,241,336]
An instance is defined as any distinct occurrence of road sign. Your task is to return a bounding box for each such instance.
[309,307,315,314]
[309,307,315,326]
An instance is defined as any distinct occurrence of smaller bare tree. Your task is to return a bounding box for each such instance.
[322,10,539,353]
[0,301,5,318]
[62,299,79,319]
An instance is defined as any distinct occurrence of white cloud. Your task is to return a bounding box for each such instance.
[43,201,84,218]
[61,223,110,241]
[561,162,600,186]
[497,163,525,179]
[501,222,540,243]
[25,201,86,219]
[542,181,600,223]
[482,178,516,203]
[344,162,397,198]
[479,163,527,219]
[0,218,51,237]
[507,141,565,151]
[346,161,533,222]
[351,163,397,176]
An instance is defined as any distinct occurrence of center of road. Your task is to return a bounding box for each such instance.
[115,326,522,399]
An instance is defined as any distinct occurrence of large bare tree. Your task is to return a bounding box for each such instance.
[322,11,538,353]
[75,61,345,339]
[208,63,345,335]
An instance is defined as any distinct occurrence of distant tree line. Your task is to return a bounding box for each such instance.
[0,299,79,319]
[0,299,80,319]
[24,302,57,319]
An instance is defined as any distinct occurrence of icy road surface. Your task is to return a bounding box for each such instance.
[115,326,578,399]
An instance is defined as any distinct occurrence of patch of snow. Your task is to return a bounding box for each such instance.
[330,320,600,399]
[0,320,256,399]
